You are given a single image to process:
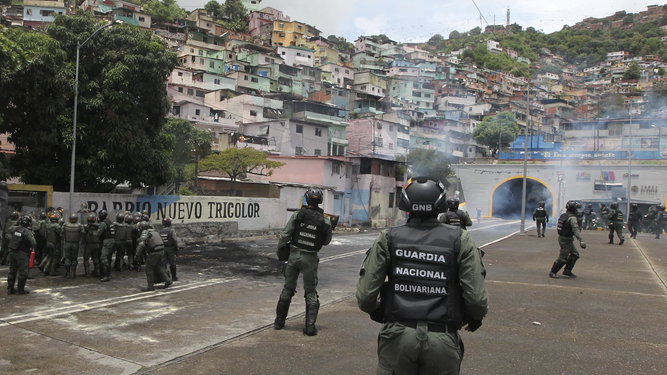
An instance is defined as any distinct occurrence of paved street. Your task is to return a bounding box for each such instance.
[1,220,666,374]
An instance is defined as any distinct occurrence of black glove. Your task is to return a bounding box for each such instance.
[466,319,482,332]
[369,307,385,324]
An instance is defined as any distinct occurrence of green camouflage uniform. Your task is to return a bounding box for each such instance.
[135,228,171,291]
[608,208,625,244]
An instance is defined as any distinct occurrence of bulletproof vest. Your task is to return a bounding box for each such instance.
[64,223,82,243]
[291,207,326,251]
[8,227,31,253]
[46,223,59,243]
[444,210,465,229]
[601,208,609,217]
[534,207,547,218]
[557,213,575,237]
[39,220,48,238]
[114,223,127,241]
[616,210,624,222]
[583,207,592,215]
[144,229,164,252]
[659,211,667,222]
[100,219,115,240]
[384,224,465,326]
[85,226,100,244]
[160,228,176,247]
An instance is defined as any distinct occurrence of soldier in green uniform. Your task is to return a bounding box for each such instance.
[607,202,625,245]
[532,201,549,237]
[550,200,587,279]
[131,212,144,271]
[160,218,180,281]
[33,212,47,265]
[654,205,666,239]
[600,203,610,229]
[112,213,129,271]
[0,211,20,266]
[123,214,136,270]
[83,214,101,277]
[62,214,86,278]
[6,216,37,295]
[95,210,116,282]
[438,198,473,230]
[583,204,593,230]
[135,221,172,292]
[274,189,333,336]
[357,177,488,375]
[41,214,62,276]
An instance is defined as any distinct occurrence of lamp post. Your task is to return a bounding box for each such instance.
[69,20,122,215]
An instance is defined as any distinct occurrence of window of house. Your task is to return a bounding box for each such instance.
[250,110,257,116]
[295,146,303,155]
[315,58,320,64]
[199,50,203,56]
[210,61,214,68]
[360,159,372,174]
[26,9,32,15]
[315,128,322,136]
[214,79,220,85]
[40,10,54,16]
[251,77,258,83]
[244,75,249,81]
[177,72,183,77]
[314,149,322,156]
[139,16,145,22]
[187,88,194,95]
[178,87,183,93]
[375,137,383,147]
[191,56,196,63]
[195,109,201,116]
[195,90,205,97]
[200,58,204,65]
[335,68,339,73]
[281,51,286,55]
[308,55,311,58]
[279,23,284,28]
[265,57,271,63]
[279,33,285,37]
[389,192,395,208]
[297,25,302,29]
[389,143,393,150]
[332,163,340,174]
[296,124,303,133]
[319,48,325,53]
[172,106,180,115]
[389,125,393,131]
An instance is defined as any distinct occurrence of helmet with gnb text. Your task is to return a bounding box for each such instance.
[398,176,447,215]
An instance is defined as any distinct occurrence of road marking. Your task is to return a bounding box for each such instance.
[0,278,238,328]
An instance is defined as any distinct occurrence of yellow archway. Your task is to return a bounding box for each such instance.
[489,176,557,218]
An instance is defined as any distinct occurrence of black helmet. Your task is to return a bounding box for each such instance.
[50,213,60,222]
[610,202,618,209]
[141,214,150,222]
[304,189,323,205]
[86,214,97,224]
[39,211,47,220]
[398,176,447,216]
[539,201,545,208]
[20,215,32,227]
[446,198,459,210]
[132,212,142,223]
[98,210,108,220]
[116,213,125,223]
[80,202,88,210]
[162,217,172,227]
[141,209,149,216]
[124,215,133,224]
[631,204,638,211]
[10,211,20,220]
[69,214,78,223]
[576,202,582,209]
[139,221,151,230]
[565,200,578,212]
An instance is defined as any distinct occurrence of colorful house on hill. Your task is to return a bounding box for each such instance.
[23,0,66,29]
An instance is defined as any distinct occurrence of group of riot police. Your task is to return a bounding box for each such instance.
[1,204,180,295]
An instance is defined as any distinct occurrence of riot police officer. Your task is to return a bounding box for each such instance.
[112,213,129,271]
[41,213,62,276]
[356,177,488,374]
[6,216,37,295]
[135,221,172,292]
[0,211,20,266]
[628,204,642,239]
[655,205,667,239]
[608,202,625,245]
[62,214,85,278]
[600,203,610,228]
[95,210,116,282]
[438,198,473,229]
[550,200,587,279]
[583,204,593,230]
[575,203,584,230]
[274,189,333,336]
[532,201,549,237]
[83,214,101,277]
[124,214,137,270]
[160,218,180,281]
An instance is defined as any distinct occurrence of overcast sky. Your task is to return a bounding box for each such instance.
[177,0,660,42]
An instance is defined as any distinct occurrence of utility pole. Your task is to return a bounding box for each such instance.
[520,82,530,234]
[626,98,633,220]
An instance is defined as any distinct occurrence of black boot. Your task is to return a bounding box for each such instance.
[17,276,30,295]
[170,266,179,281]
[549,260,566,279]
[83,263,90,277]
[7,274,17,295]
[303,302,320,336]
[563,256,578,277]
[63,266,70,279]
[619,238,624,245]
[71,264,77,279]
[141,281,155,292]
[92,261,100,277]
[163,279,173,289]
[274,299,291,330]
[100,265,111,282]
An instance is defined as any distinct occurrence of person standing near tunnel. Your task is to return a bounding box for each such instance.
[607,202,625,245]
[550,200,586,279]
[532,201,549,237]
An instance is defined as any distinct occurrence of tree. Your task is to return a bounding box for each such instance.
[198,148,285,195]
[204,0,224,18]
[0,13,179,192]
[472,111,520,155]
[449,30,462,40]
[622,61,641,80]
[469,26,481,36]
[220,0,248,31]
[623,14,635,25]
[400,149,452,189]
[163,118,213,193]
[142,0,186,24]
[427,34,444,46]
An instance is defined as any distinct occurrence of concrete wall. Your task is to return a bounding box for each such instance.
[52,193,287,243]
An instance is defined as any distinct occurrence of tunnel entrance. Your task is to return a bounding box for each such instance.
[491,178,554,220]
